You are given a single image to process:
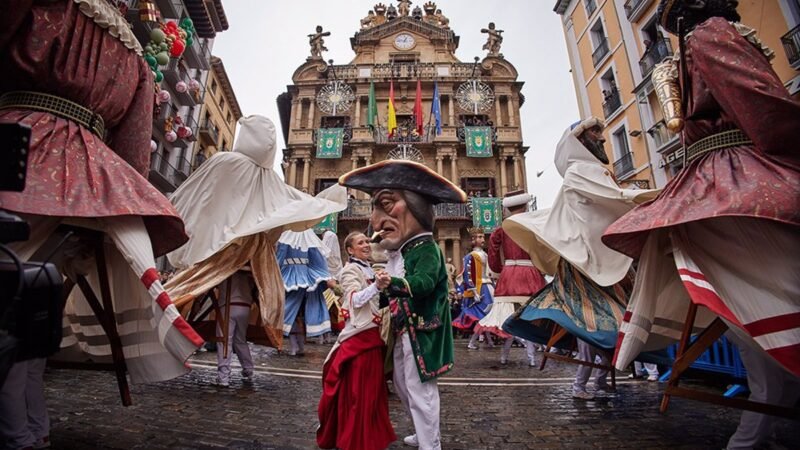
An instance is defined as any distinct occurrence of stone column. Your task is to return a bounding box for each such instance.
[293,100,302,129]
[450,154,458,185]
[513,154,522,190]
[302,157,311,192]
[436,155,443,175]
[288,158,297,187]
[307,100,316,129]
[354,95,361,127]
[453,238,461,270]
[290,99,299,130]
[499,155,507,196]
[495,96,502,125]
[351,155,359,171]
[438,239,446,258]
[508,97,516,127]
[519,154,528,191]
[448,95,454,126]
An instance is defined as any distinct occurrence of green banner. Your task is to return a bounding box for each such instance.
[465,126,493,157]
[471,197,501,232]
[316,128,344,159]
[312,213,338,234]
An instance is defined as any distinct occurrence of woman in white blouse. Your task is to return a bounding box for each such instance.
[317,232,396,450]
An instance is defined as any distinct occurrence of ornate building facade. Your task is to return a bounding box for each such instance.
[278,2,529,264]
[196,55,243,167]
[553,0,800,186]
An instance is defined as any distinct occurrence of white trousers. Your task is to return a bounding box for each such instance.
[0,358,49,449]
[726,332,800,450]
[573,340,609,393]
[501,337,535,363]
[393,333,441,450]
[215,305,254,383]
[634,361,658,376]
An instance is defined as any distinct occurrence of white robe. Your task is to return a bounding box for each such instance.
[502,120,659,287]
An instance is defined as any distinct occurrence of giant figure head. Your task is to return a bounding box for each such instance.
[659,0,740,34]
[339,160,467,251]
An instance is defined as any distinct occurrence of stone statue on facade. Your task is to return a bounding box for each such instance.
[373,3,388,25]
[360,10,376,28]
[412,5,423,20]
[398,0,412,16]
[386,4,398,20]
[423,1,437,24]
[308,25,331,60]
[481,22,504,56]
[435,9,449,28]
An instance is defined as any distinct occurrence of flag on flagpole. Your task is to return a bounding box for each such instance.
[414,79,423,135]
[387,80,397,138]
[367,81,378,132]
[432,81,442,135]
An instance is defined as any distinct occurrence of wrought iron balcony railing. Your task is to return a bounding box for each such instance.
[329,62,484,80]
[613,152,635,178]
[781,24,800,69]
[646,119,679,151]
[624,0,648,19]
[602,90,622,118]
[639,38,673,77]
[339,199,470,220]
[372,123,435,144]
[199,119,219,145]
[592,38,610,68]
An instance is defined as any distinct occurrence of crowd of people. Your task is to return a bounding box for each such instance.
[1,1,798,450]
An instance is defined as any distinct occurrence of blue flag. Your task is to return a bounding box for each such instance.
[432,81,442,135]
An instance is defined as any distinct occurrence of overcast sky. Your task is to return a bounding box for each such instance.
[212,0,578,208]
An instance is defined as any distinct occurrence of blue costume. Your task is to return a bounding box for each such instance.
[277,230,332,338]
[452,248,494,330]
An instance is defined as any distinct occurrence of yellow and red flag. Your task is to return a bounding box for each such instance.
[387,80,397,138]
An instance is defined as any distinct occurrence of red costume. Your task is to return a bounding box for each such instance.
[0,0,186,255]
[604,18,800,376]
[488,228,547,300]
[475,227,547,338]
[0,1,201,384]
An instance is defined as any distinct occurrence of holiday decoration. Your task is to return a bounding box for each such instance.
[141,18,196,85]
[175,81,188,93]
[165,130,177,142]
[189,79,201,91]
[157,90,171,104]
[150,139,158,152]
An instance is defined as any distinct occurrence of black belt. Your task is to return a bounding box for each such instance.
[0,91,105,139]
[684,129,752,165]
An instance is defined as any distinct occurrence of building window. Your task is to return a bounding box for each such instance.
[600,70,621,118]
[584,0,598,18]
[612,126,634,178]
[315,178,338,195]
[226,111,232,123]
[461,177,495,198]
[210,79,217,95]
[590,20,610,67]
[219,96,225,111]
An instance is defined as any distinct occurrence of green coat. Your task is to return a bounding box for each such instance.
[387,235,454,382]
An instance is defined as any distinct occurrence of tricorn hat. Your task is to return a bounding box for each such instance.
[339,159,468,204]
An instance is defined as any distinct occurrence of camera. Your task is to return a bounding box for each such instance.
[0,122,64,388]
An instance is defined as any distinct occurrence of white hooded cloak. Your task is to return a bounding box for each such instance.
[502,117,659,287]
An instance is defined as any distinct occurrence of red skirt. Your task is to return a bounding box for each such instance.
[0,110,187,256]
[317,327,396,450]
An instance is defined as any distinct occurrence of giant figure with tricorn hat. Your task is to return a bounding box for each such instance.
[339,159,466,450]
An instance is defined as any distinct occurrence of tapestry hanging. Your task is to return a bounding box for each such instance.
[316,128,344,158]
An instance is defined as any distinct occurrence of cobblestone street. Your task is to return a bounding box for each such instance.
[40,339,798,449]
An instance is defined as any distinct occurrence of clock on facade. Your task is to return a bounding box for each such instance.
[393,33,416,50]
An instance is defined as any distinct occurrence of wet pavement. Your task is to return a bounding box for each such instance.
[40,339,799,449]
